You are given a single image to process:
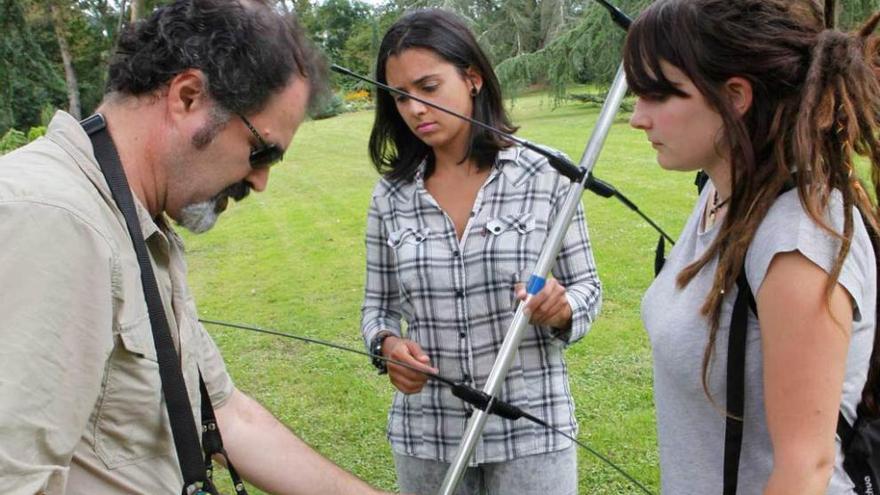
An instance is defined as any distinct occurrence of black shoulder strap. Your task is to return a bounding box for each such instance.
[82,114,214,495]
[200,376,248,494]
[722,270,753,495]
[721,180,794,493]
[721,178,834,494]
[695,171,710,194]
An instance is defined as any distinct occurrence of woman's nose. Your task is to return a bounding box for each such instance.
[404,98,428,117]
[629,98,651,130]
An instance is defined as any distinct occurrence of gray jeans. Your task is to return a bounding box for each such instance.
[393,446,577,495]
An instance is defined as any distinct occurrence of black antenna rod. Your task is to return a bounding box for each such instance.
[331,64,675,244]
[595,0,633,31]
[330,65,584,183]
[200,318,656,495]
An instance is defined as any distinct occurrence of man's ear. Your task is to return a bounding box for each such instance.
[465,66,483,94]
[724,76,753,117]
[166,69,211,120]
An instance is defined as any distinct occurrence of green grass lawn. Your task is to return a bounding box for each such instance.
[183,91,698,494]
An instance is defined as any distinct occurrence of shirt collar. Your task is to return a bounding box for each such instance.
[47,110,165,241]
[407,144,545,191]
[497,145,546,188]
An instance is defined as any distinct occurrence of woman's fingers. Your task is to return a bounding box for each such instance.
[523,279,572,327]
[384,337,436,394]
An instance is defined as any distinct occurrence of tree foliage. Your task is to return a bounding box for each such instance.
[838,0,880,29]
[5,0,880,135]
[495,0,649,99]
[0,0,66,134]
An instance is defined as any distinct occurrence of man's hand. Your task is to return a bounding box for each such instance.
[381,336,437,394]
[515,278,573,329]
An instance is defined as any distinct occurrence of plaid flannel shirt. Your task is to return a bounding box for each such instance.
[361,145,602,464]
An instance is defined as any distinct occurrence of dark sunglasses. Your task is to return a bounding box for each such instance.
[239,115,284,169]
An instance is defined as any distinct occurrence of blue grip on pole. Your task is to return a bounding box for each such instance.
[526,275,546,295]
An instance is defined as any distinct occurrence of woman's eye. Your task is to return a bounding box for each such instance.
[639,93,669,103]
[395,94,409,103]
[422,84,438,93]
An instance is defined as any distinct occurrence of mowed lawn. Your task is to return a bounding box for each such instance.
[183,90,698,494]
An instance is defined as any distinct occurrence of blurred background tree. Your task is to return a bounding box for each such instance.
[3,0,880,137]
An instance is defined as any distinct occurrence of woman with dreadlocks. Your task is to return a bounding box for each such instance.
[626,0,880,492]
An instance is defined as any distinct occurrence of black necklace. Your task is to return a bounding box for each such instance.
[708,189,730,225]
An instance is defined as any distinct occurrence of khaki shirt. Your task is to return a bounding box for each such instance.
[0,112,234,494]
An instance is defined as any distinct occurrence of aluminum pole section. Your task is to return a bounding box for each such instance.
[437,64,629,495]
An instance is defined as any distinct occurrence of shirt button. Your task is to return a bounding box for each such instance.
[463,374,471,382]
[455,289,464,298]
[459,331,466,338]
[465,409,473,418]
[452,250,460,257]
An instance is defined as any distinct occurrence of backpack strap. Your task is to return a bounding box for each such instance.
[721,179,797,494]
[722,269,754,495]
[838,411,856,447]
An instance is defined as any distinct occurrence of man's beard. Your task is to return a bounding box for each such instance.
[176,108,250,234]
[176,180,251,234]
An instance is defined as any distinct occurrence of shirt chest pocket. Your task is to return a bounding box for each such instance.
[388,227,431,292]
[483,213,539,310]
[485,212,537,276]
[94,314,173,468]
[485,213,536,237]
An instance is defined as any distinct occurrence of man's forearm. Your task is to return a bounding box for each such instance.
[215,388,387,495]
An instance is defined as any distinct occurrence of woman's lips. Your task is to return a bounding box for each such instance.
[416,122,438,133]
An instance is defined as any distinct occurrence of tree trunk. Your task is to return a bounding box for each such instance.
[49,2,81,119]
[130,0,143,23]
[116,0,128,38]
[540,0,566,49]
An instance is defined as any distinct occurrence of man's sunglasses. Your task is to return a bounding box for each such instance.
[239,115,284,169]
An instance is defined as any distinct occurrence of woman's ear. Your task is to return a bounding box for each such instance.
[465,66,483,94]
[724,76,753,116]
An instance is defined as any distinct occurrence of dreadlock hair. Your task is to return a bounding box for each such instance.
[624,0,880,413]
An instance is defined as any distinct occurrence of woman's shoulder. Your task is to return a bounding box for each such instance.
[757,188,855,246]
[497,143,571,187]
[498,143,564,167]
[370,175,416,202]
[747,188,874,301]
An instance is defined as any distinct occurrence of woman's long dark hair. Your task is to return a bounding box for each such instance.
[369,9,517,182]
[624,0,880,412]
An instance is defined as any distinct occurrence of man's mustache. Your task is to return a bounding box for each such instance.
[224,181,251,202]
[211,181,251,214]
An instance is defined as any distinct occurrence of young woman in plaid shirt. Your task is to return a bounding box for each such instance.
[361,9,602,495]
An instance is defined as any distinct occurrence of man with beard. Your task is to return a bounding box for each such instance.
[0,1,395,495]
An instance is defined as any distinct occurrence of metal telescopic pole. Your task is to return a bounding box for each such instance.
[437,64,629,495]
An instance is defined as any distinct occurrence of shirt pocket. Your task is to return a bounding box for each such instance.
[94,314,173,468]
[484,213,538,310]
[388,226,431,292]
[485,212,536,237]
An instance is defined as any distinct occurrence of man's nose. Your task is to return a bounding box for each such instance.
[246,166,270,192]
